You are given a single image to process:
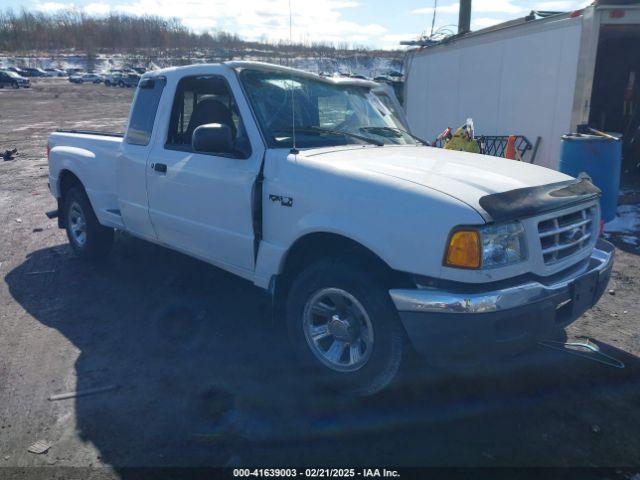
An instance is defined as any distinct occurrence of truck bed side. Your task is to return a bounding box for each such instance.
[48,131,124,229]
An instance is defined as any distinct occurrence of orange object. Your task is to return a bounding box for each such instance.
[505,135,517,160]
[444,230,481,269]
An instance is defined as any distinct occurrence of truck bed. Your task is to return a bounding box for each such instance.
[55,129,124,138]
[48,130,125,229]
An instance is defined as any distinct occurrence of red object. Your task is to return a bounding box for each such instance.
[600,219,605,237]
[505,135,517,160]
[569,10,582,17]
[609,9,625,19]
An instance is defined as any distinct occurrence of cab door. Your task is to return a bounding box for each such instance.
[117,76,166,241]
[145,68,264,278]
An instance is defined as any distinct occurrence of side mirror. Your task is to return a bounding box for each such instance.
[192,123,233,154]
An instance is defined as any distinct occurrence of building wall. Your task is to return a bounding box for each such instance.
[405,16,583,169]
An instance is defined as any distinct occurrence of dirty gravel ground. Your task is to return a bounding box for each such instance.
[1,79,640,476]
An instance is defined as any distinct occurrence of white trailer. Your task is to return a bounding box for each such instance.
[404,2,640,170]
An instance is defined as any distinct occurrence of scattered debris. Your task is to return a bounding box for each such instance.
[609,289,616,295]
[2,148,18,161]
[27,440,51,454]
[591,424,601,434]
[15,218,22,223]
[48,384,118,401]
[25,270,56,276]
[538,339,625,369]
[32,228,43,233]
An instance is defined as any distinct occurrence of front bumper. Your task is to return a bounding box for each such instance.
[389,239,614,361]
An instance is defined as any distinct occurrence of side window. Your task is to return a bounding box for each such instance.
[166,75,251,159]
[125,77,166,146]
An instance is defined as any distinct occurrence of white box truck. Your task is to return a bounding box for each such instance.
[404,2,640,171]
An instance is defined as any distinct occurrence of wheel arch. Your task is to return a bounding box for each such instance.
[57,169,85,227]
[274,231,414,302]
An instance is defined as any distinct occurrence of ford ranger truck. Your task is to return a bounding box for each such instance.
[46,62,614,395]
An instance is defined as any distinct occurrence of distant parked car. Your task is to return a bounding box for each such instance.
[21,67,48,77]
[66,68,84,76]
[8,66,27,76]
[71,73,103,84]
[0,70,30,88]
[44,68,66,77]
[118,73,140,88]
[104,71,124,86]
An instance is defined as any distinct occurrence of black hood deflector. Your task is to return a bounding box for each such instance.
[479,178,601,223]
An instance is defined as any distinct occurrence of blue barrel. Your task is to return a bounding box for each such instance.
[559,133,622,222]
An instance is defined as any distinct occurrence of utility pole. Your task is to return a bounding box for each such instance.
[458,0,471,34]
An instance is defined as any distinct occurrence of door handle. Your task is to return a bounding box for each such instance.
[153,163,167,174]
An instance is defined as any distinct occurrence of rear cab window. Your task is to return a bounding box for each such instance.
[125,76,166,146]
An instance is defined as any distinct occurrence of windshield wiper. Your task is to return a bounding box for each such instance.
[274,126,384,147]
[360,126,430,145]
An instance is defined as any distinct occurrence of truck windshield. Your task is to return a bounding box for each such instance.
[239,69,417,149]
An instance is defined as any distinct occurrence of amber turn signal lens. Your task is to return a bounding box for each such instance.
[445,230,481,268]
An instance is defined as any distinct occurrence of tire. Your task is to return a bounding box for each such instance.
[62,187,114,260]
[12,81,19,89]
[118,81,125,88]
[285,259,406,396]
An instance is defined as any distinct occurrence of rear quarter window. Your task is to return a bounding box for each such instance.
[125,77,166,146]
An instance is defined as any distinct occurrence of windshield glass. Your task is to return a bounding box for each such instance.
[5,71,19,78]
[239,69,417,149]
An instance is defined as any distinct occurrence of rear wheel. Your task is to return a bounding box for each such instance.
[285,259,406,396]
[63,187,114,260]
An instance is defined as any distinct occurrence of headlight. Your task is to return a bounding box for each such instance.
[445,221,526,269]
[480,222,526,268]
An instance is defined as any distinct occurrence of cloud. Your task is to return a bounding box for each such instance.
[37,2,73,12]
[83,3,111,15]
[413,0,525,16]
[534,0,585,10]
[472,17,503,28]
[34,0,387,46]
[381,33,419,43]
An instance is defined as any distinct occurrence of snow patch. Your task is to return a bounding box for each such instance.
[604,204,640,234]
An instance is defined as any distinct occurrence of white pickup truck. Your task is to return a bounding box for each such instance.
[47,62,614,395]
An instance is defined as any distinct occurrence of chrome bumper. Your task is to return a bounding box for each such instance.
[389,240,614,315]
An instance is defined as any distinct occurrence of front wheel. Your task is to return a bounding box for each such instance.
[285,260,406,396]
[63,187,114,260]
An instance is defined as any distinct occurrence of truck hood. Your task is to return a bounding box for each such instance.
[302,145,574,217]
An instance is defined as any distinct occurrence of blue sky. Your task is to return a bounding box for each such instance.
[7,0,591,48]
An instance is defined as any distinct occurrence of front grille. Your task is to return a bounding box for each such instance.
[538,206,596,265]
